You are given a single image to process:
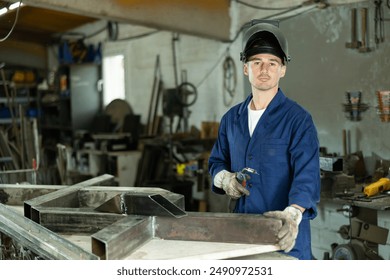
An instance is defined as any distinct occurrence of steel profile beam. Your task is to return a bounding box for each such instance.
[91,212,282,260]
[0,203,98,260]
[154,212,281,244]
[24,174,115,220]
[0,184,64,206]
[26,186,185,233]
[92,216,153,260]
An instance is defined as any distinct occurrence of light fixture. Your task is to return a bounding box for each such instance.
[9,1,24,10]
[0,7,8,16]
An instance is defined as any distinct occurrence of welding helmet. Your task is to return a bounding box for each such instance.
[240,20,290,64]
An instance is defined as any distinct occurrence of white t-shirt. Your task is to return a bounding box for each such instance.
[248,100,266,137]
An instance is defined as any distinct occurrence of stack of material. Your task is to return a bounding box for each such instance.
[0,62,41,184]
[0,117,40,184]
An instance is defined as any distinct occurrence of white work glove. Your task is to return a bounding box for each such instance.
[263,206,303,252]
[214,170,250,199]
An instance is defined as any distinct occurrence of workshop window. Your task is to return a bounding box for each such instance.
[102,54,125,106]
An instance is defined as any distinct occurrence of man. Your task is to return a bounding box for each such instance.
[208,20,320,260]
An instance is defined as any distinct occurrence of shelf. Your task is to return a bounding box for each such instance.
[0,97,36,104]
[0,81,37,88]
[41,124,72,130]
[0,117,39,124]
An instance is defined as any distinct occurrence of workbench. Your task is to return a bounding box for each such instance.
[312,184,390,259]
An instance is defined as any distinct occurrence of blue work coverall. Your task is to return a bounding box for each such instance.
[208,89,321,260]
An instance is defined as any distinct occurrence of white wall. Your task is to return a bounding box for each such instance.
[100,26,245,132]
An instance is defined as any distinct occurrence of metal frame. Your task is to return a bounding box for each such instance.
[1,174,282,260]
[0,203,98,260]
[91,212,281,260]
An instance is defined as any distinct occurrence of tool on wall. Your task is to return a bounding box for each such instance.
[374,0,385,45]
[345,8,361,49]
[376,90,390,122]
[359,7,371,53]
[342,91,369,121]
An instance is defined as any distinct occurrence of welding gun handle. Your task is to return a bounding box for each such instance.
[236,172,251,187]
[236,172,245,184]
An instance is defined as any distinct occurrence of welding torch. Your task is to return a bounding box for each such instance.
[228,167,259,212]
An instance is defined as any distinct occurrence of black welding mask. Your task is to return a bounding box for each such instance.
[240,20,290,64]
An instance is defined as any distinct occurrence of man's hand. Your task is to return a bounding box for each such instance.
[214,170,250,199]
[263,206,303,252]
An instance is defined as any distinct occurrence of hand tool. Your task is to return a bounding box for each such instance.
[345,8,361,49]
[235,167,259,187]
[374,0,385,45]
[363,174,390,197]
[228,167,259,212]
[359,7,371,53]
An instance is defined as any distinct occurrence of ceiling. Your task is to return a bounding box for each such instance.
[0,0,366,46]
[0,1,98,45]
[0,0,231,45]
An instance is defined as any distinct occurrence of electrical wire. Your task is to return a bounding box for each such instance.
[0,0,23,42]
[85,26,107,39]
[195,49,227,88]
[117,30,160,41]
[223,55,237,107]
[196,3,320,88]
[236,0,303,10]
[277,5,319,22]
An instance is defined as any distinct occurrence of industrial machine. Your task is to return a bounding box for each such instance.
[329,219,388,260]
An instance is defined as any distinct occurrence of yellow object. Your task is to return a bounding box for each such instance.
[363,177,390,197]
[176,163,186,175]
[12,70,36,83]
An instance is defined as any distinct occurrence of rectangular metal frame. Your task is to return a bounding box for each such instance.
[2,174,282,260]
[91,212,281,260]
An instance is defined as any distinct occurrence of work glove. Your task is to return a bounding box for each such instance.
[214,170,250,199]
[263,206,303,252]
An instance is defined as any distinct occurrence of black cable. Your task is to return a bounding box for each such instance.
[85,26,107,39]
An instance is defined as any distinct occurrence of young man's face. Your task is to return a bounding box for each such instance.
[243,53,286,92]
